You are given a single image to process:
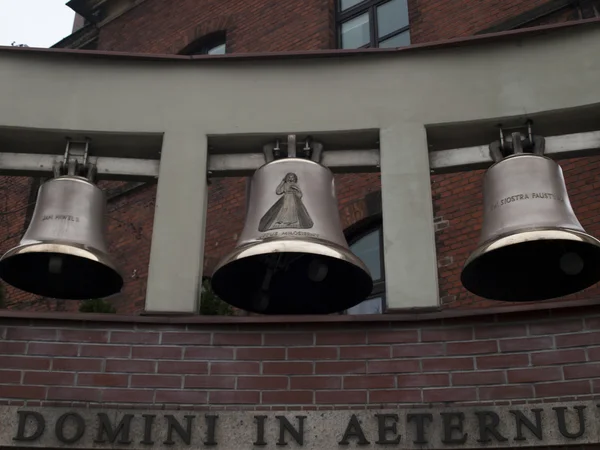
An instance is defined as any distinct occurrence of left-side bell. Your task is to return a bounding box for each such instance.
[0,175,124,300]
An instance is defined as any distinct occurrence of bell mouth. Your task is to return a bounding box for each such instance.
[461,228,600,302]
[212,238,373,315]
[0,242,124,300]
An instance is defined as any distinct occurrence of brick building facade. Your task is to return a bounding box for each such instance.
[0,0,598,315]
[0,1,600,446]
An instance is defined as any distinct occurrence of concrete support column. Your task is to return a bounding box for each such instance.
[144,129,208,314]
[380,124,439,310]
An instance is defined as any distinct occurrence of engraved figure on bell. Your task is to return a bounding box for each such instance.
[258,173,314,232]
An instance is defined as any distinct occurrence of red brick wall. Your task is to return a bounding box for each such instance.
[97,0,334,54]
[1,303,600,406]
[410,0,550,43]
[2,0,598,313]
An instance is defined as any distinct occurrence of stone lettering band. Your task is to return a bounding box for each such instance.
[0,401,598,449]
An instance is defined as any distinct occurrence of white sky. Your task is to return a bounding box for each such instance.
[0,0,75,48]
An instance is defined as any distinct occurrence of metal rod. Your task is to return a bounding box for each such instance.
[0,130,598,179]
[273,140,281,159]
[0,153,160,181]
[82,138,90,167]
[62,139,71,166]
[511,132,523,154]
[430,130,600,174]
[287,134,296,158]
[311,142,324,164]
[263,143,275,163]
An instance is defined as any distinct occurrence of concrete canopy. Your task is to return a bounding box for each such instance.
[0,20,599,314]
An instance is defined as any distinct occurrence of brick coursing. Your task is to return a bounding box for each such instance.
[1,304,600,406]
[1,0,599,314]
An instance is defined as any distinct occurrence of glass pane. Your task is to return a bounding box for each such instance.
[208,43,226,55]
[341,0,364,11]
[350,229,382,281]
[377,0,409,38]
[341,13,370,49]
[379,30,410,48]
[347,297,383,315]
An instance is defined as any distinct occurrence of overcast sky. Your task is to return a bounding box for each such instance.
[0,0,75,48]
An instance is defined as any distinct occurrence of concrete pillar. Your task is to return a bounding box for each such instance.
[144,129,208,314]
[380,124,439,310]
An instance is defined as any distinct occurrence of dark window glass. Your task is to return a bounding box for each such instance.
[181,32,226,55]
[346,225,385,315]
[350,229,381,281]
[341,13,370,49]
[207,42,226,55]
[341,0,364,11]
[338,0,411,49]
[376,0,409,37]
[379,30,410,48]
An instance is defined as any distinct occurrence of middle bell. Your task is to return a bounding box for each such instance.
[212,151,373,315]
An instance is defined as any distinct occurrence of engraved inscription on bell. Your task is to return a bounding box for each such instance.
[258,172,314,232]
[41,214,81,223]
[489,192,566,212]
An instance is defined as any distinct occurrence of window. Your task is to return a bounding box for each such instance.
[181,31,226,56]
[337,0,410,49]
[346,225,385,315]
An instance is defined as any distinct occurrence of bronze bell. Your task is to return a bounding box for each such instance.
[461,132,600,301]
[212,137,373,315]
[0,142,123,300]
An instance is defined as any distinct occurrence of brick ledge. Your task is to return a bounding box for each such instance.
[2,395,600,411]
[0,296,599,325]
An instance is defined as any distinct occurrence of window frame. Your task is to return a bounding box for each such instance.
[344,221,386,315]
[336,0,410,49]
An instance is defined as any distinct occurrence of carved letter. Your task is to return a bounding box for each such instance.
[55,412,86,444]
[510,409,543,441]
[475,411,507,443]
[94,413,133,444]
[163,415,195,445]
[339,414,370,446]
[140,414,155,445]
[407,413,433,444]
[276,416,306,446]
[440,412,468,444]
[553,406,586,439]
[375,414,400,444]
[13,411,45,442]
[254,415,267,446]
[205,415,219,446]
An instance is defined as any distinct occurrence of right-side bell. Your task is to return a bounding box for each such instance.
[461,133,600,301]
[212,139,373,315]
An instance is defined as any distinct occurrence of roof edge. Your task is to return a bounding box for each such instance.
[51,23,99,49]
[1,17,599,64]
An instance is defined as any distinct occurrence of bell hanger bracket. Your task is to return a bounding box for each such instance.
[489,121,546,163]
[263,134,324,165]
[53,138,98,182]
